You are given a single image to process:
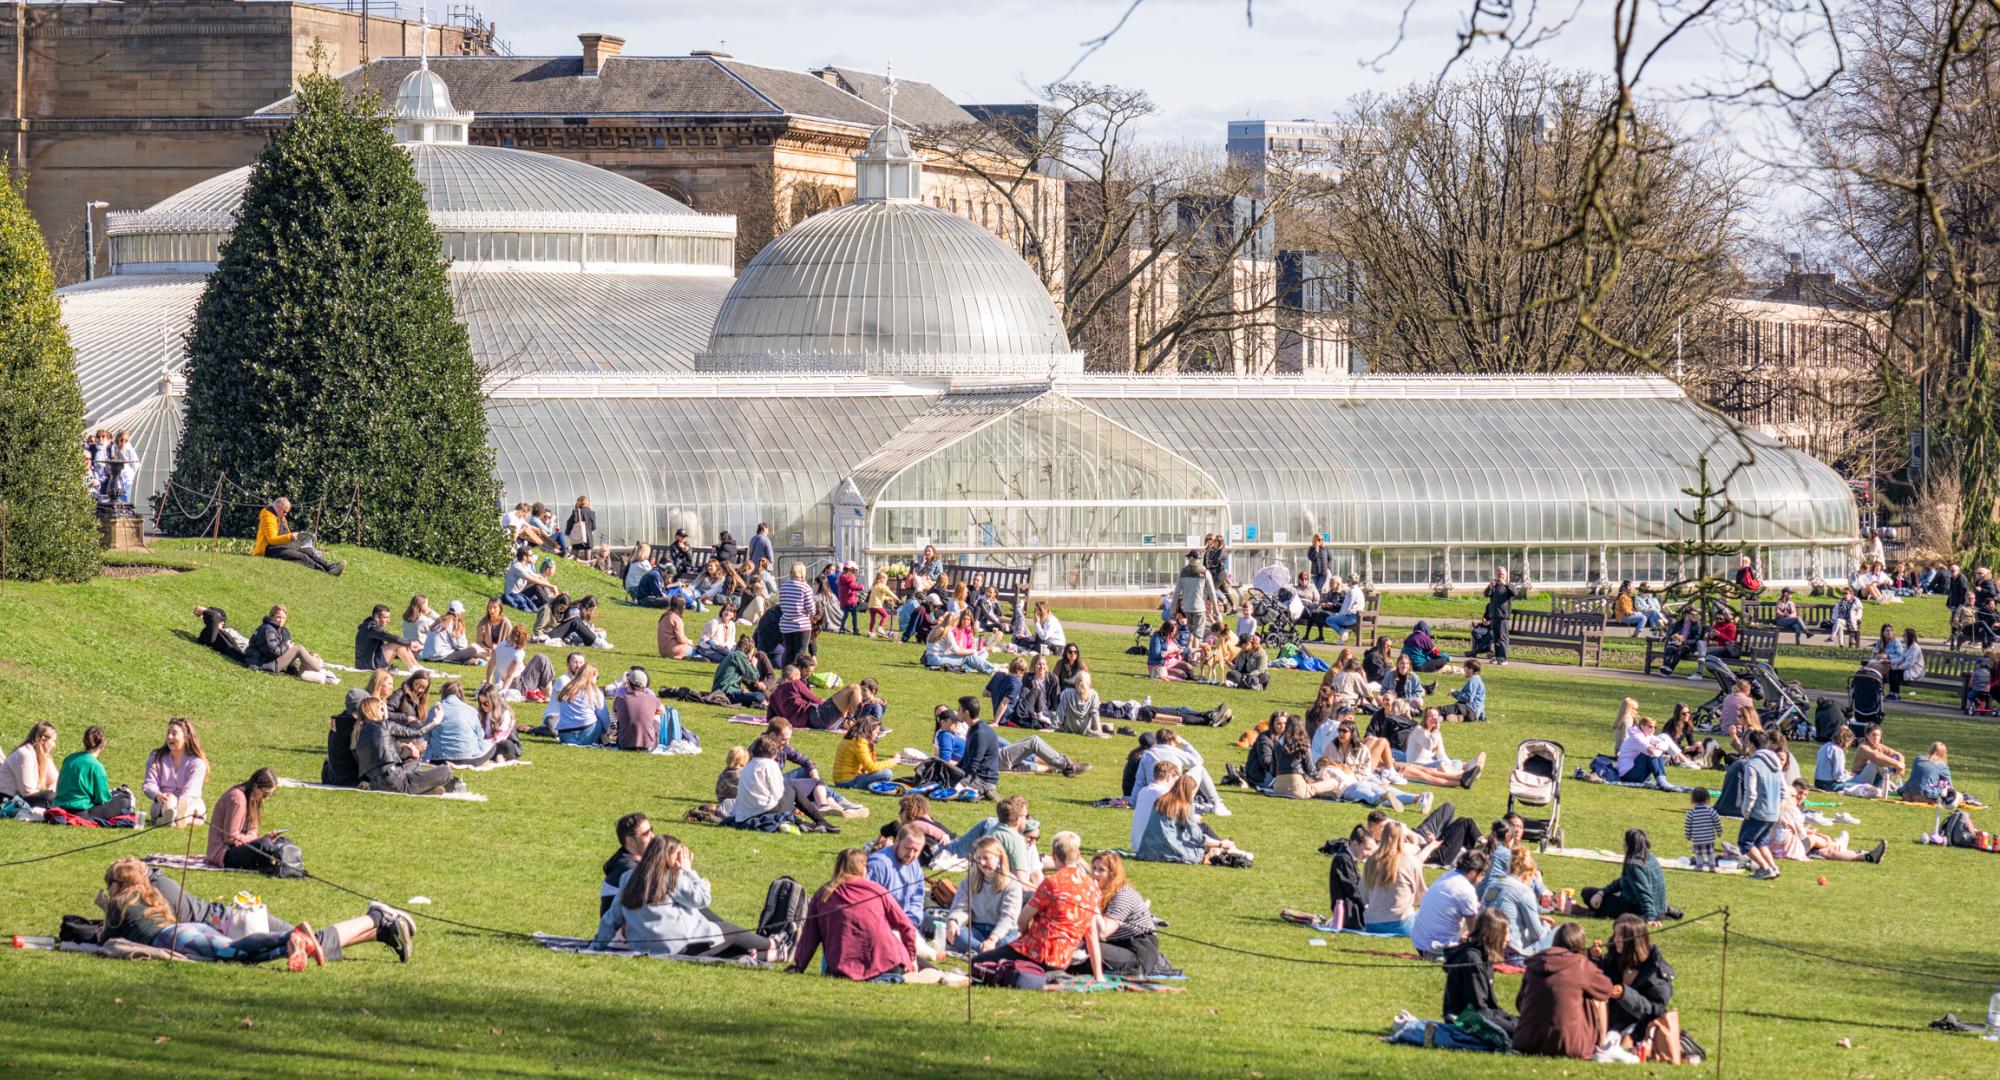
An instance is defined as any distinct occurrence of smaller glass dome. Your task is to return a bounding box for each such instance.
[392,66,474,145]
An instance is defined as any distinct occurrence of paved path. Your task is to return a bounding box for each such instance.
[1062,618,1977,722]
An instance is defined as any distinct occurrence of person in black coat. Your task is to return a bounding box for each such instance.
[1443,908,1517,1038]
[1474,567,1519,663]
[192,605,248,663]
[1598,914,1685,1063]
[1243,714,1287,791]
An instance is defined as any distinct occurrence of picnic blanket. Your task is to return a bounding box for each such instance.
[143,853,259,874]
[727,713,768,726]
[570,740,703,757]
[42,808,139,828]
[450,759,532,772]
[1042,973,1185,993]
[530,932,772,967]
[1573,769,1701,795]
[276,778,486,802]
[1542,846,1744,874]
[1090,797,1134,810]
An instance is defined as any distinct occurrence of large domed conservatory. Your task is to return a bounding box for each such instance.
[61,65,1858,593]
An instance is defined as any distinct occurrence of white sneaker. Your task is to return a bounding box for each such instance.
[1418,792,1435,814]
[1804,811,1833,826]
[1687,672,1703,680]
[1834,830,1850,851]
[1834,811,1860,825]
[1592,1044,1641,1064]
[1393,1009,1418,1027]
[1209,799,1232,818]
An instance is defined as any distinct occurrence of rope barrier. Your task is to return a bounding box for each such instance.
[0,822,173,868]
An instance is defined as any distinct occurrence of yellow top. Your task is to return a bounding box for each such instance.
[252,507,294,556]
[832,735,881,784]
[865,583,898,610]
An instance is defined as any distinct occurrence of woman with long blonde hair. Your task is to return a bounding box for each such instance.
[553,662,610,745]
[1360,820,1426,935]
[942,836,1023,955]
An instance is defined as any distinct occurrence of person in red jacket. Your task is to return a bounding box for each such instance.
[836,563,865,635]
[1707,610,1741,660]
[787,848,965,984]
[1512,922,1628,1061]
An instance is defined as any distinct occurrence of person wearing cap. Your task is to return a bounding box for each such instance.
[665,530,696,580]
[1173,552,1218,640]
[420,600,490,667]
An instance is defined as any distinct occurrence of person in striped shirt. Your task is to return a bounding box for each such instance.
[1682,787,1722,870]
[776,563,817,668]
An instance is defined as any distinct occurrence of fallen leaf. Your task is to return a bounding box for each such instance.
[240,1017,254,1029]
[113,998,124,1005]
[1836,1038,1853,1049]
[489,1027,504,1037]
[152,1036,170,1045]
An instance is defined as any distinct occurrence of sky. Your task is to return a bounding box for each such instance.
[458,0,1840,220]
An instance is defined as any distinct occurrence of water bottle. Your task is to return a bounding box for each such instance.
[1985,987,2000,1041]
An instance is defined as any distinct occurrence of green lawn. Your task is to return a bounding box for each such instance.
[1,542,1996,1079]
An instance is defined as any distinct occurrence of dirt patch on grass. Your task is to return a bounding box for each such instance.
[100,564,192,579]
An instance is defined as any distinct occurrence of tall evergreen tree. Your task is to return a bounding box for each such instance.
[1653,456,1759,616]
[164,73,503,573]
[1952,327,2000,566]
[0,166,102,582]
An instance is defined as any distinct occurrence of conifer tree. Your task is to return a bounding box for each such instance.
[165,72,503,573]
[1952,328,1999,565]
[0,166,103,582]
[1653,456,1759,617]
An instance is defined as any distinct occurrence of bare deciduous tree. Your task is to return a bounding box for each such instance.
[1328,60,1745,373]
[921,82,1316,372]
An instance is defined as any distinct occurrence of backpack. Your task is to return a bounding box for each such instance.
[1812,698,1843,743]
[1714,758,1747,819]
[1365,709,1415,747]
[1941,810,1993,851]
[1325,840,1363,930]
[250,836,306,879]
[756,875,809,943]
[913,757,965,789]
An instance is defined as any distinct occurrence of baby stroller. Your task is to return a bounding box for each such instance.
[1748,659,1811,740]
[1506,740,1565,851]
[1690,654,1745,728]
[1242,589,1301,651]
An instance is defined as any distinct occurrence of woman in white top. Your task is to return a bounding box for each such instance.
[1402,709,1459,770]
[0,723,58,807]
[402,595,439,643]
[1886,627,1924,701]
[421,601,490,666]
[694,602,739,663]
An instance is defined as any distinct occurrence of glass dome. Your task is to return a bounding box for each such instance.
[698,200,1082,375]
[392,66,473,144]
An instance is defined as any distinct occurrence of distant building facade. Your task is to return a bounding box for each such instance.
[1276,251,1356,375]
[1226,118,1376,187]
[1680,258,1882,467]
[0,0,494,278]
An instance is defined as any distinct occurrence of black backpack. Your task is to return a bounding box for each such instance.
[1714,758,1747,819]
[756,875,809,943]
[1326,840,1363,929]
[247,835,306,879]
[913,757,966,789]
[1812,698,1843,743]
[1365,709,1415,747]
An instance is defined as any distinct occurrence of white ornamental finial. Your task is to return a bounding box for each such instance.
[884,60,897,130]
[419,5,431,71]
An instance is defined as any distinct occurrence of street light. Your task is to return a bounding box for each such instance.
[83,200,110,281]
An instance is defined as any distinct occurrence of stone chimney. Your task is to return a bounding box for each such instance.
[579,33,624,76]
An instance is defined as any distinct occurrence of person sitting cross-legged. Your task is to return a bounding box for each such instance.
[594,834,777,960]
[787,848,965,984]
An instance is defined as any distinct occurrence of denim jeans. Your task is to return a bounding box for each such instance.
[1619,756,1667,784]
[1327,613,1360,633]
[692,642,731,663]
[950,922,1018,955]
[557,710,611,745]
[836,769,893,789]
[1343,780,1418,807]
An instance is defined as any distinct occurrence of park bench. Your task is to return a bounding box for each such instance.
[1493,610,1607,667]
[1905,649,1980,708]
[944,562,1034,608]
[1643,625,1779,675]
[1742,599,1834,644]
[1549,595,1612,617]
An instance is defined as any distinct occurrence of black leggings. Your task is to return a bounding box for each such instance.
[1075,931,1166,976]
[773,784,832,829]
[368,761,454,795]
[1886,670,1904,694]
[441,743,505,768]
[551,617,597,647]
[684,909,770,959]
[219,842,276,872]
[779,631,811,668]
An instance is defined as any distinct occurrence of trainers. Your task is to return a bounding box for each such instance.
[777,822,801,834]
[1060,761,1093,779]
[370,903,415,963]
[1458,763,1483,789]
[1418,792,1435,815]
[1834,830,1849,851]
[1803,810,1833,826]
[327,562,346,577]
[1864,839,1886,863]
[1687,672,1702,680]
[1834,811,1861,825]
[1208,799,1232,817]
[1591,1044,1640,1064]
[443,778,468,794]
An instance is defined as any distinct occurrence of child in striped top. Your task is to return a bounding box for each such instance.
[1683,787,1722,870]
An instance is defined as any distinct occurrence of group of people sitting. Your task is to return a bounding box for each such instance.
[501,497,597,561]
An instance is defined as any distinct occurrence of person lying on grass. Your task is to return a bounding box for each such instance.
[595,834,778,961]
[788,847,966,985]
[99,855,321,968]
[1325,715,1474,793]
[1776,780,1885,863]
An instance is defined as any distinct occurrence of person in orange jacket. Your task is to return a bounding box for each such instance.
[253,497,343,576]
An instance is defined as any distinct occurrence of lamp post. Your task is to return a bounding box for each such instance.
[83,199,109,281]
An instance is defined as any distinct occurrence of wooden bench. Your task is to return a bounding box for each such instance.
[1643,625,1779,675]
[1491,610,1606,667]
[1742,599,1834,643]
[1549,595,1612,617]
[1906,649,1980,706]
[943,562,1033,607]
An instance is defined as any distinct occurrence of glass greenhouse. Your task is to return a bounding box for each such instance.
[56,68,1859,594]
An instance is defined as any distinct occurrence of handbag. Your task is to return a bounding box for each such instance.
[223,892,271,937]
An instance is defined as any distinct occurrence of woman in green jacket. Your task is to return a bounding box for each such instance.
[1581,828,1670,923]
[53,725,128,822]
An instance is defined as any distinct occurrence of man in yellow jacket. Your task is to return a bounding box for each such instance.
[254,497,344,576]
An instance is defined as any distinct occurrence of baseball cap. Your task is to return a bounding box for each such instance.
[1024,818,1041,833]
[446,599,465,614]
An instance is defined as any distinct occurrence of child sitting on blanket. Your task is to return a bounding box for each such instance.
[715,747,749,817]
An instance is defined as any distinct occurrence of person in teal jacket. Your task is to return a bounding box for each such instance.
[53,725,124,821]
[1582,828,1670,922]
